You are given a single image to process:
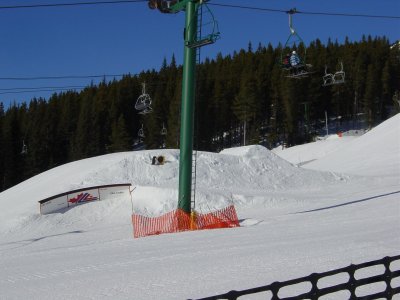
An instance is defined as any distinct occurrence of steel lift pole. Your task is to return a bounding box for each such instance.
[149,0,219,214]
[177,0,197,214]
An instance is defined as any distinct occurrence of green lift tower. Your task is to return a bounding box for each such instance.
[148,0,219,214]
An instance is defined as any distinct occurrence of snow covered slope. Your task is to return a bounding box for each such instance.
[272,135,358,166]
[304,114,400,176]
[0,116,399,300]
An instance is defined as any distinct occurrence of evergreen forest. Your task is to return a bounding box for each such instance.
[0,36,399,192]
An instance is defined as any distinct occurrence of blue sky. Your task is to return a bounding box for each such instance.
[0,0,399,108]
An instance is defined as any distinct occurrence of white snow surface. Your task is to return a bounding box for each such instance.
[304,114,400,176]
[0,114,399,299]
[272,135,358,166]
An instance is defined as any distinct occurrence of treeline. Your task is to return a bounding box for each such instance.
[0,36,399,191]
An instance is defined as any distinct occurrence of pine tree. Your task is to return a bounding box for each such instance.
[166,73,182,149]
[363,64,379,127]
[23,98,53,176]
[232,73,260,145]
[2,105,24,189]
[281,78,297,145]
[72,88,97,159]
[393,91,400,113]
[0,102,4,191]
[56,91,79,163]
[381,60,392,119]
[109,115,131,152]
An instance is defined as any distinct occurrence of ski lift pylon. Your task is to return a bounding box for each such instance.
[135,82,152,113]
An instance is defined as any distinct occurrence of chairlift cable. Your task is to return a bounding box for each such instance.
[1,0,396,20]
[295,10,400,20]
[0,0,147,10]
[0,87,85,95]
[0,85,88,91]
[208,3,287,14]
[208,2,400,20]
[0,74,125,81]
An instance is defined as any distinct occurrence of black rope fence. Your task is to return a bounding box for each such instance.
[191,254,400,300]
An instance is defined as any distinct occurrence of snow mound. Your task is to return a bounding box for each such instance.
[0,145,345,234]
[220,144,272,158]
[210,145,344,193]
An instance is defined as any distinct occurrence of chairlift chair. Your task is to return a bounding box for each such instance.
[138,107,153,115]
[286,64,313,79]
[186,2,220,49]
[333,61,345,84]
[280,9,313,79]
[135,82,152,113]
[322,61,345,86]
[322,66,334,86]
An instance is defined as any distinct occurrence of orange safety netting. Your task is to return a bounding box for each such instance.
[132,205,240,238]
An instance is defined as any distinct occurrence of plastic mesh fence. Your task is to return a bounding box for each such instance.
[132,205,240,238]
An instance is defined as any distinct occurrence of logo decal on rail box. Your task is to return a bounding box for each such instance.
[68,193,98,204]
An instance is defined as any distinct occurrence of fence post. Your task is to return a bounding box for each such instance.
[348,264,357,298]
[270,281,280,300]
[309,273,319,298]
[383,256,393,298]
[225,290,238,300]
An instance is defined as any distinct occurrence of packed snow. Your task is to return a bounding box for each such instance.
[0,114,399,299]
[272,135,358,166]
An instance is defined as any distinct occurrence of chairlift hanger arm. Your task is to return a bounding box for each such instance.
[171,0,209,12]
[339,61,344,72]
[170,0,191,12]
[148,0,205,13]
[287,8,297,34]
[148,0,177,13]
